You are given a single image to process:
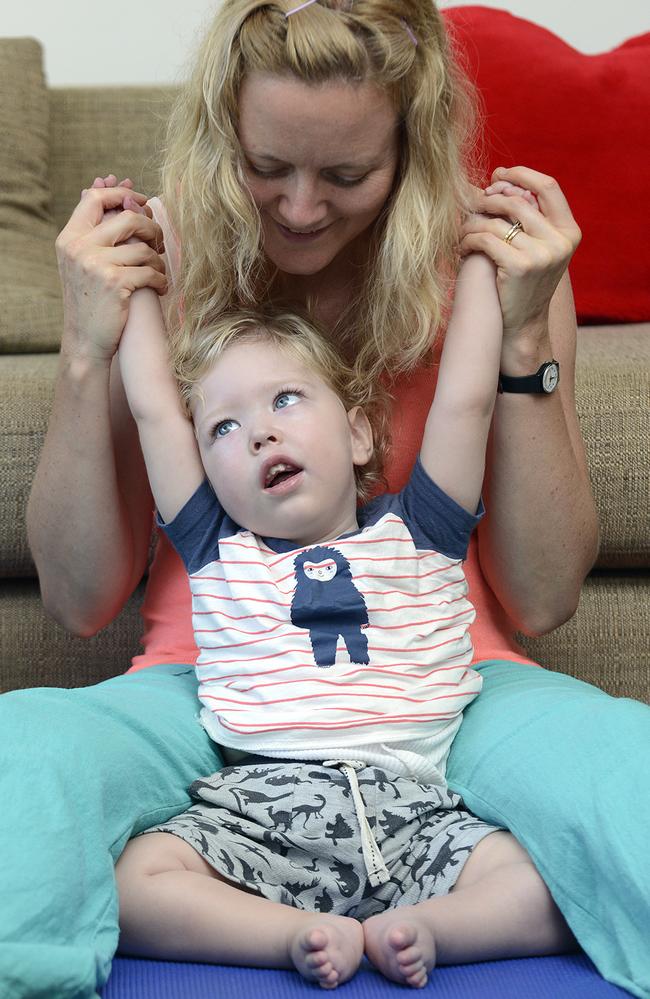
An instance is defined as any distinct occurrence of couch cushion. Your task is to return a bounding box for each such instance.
[0,38,62,352]
[518,572,650,703]
[444,7,650,324]
[575,324,650,568]
[49,87,175,237]
[0,353,57,575]
[0,580,146,692]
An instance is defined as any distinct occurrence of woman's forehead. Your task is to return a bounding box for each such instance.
[238,71,398,163]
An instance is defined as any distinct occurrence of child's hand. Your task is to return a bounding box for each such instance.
[81,175,139,222]
[81,176,151,247]
[483,180,539,212]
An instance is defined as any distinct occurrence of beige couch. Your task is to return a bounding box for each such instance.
[1,38,649,701]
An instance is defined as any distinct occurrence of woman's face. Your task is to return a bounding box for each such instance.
[238,72,400,276]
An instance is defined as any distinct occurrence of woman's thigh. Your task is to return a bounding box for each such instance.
[446,659,650,998]
[0,664,223,999]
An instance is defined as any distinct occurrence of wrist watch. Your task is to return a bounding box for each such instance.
[498,360,560,394]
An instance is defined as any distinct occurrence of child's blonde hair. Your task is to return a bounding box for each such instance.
[161,0,479,389]
[175,307,390,503]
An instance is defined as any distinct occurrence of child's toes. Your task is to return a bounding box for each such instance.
[406,965,428,989]
[387,923,418,952]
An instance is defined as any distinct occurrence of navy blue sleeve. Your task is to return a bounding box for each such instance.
[361,458,484,560]
[156,479,239,575]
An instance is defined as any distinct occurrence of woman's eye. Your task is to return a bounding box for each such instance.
[248,164,366,188]
[328,174,367,188]
[248,165,285,180]
[274,391,302,410]
[213,419,239,439]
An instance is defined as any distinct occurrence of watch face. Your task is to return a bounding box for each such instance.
[542,363,559,393]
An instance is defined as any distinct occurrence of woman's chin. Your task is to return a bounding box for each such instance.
[262,226,345,276]
[266,248,337,277]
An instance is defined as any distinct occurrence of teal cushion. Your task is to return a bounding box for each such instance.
[447,660,650,999]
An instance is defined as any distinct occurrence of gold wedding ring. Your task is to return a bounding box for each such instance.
[503,220,524,245]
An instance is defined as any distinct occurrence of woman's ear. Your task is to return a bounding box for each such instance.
[347,406,374,467]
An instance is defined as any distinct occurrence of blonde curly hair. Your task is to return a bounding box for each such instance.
[161,0,480,391]
[175,306,391,503]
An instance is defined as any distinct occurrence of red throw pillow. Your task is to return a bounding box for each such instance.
[443,6,650,323]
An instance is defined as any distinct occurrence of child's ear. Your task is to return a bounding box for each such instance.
[347,406,374,467]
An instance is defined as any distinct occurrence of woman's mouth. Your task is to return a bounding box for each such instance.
[276,221,331,243]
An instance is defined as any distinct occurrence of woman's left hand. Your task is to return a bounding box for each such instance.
[460,166,581,340]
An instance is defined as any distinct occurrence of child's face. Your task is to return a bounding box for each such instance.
[191,338,373,545]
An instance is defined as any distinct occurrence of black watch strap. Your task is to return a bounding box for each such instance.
[498,360,560,394]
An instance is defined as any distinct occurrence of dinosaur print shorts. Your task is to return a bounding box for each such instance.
[145,759,501,919]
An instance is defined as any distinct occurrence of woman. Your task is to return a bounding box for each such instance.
[6,0,647,997]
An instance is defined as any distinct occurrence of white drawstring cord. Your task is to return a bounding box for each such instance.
[324,760,391,887]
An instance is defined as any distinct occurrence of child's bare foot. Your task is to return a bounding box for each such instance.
[289,916,364,989]
[363,908,437,988]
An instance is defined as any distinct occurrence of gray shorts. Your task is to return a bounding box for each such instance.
[147,758,500,920]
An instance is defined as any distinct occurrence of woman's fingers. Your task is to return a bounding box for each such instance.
[459,229,529,268]
[471,196,579,269]
[490,166,580,233]
[459,169,582,335]
[460,219,533,262]
[467,195,552,239]
[72,185,147,224]
[63,188,163,252]
[123,194,147,215]
[109,239,167,276]
[80,180,147,206]
[118,264,169,296]
[55,179,167,362]
[100,210,165,253]
[89,174,132,189]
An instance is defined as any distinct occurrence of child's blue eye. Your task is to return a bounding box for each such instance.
[213,419,239,439]
[274,391,302,410]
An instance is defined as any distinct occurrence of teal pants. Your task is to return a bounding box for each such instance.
[0,661,648,999]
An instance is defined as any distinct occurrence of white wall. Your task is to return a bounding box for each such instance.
[2,0,648,86]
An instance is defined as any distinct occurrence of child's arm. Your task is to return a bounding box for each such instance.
[118,287,204,524]
[420,252,502,514]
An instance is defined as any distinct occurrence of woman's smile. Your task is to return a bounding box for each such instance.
[274,219,334,242]
[238,72,400,276]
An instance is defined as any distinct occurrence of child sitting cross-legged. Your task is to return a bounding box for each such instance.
[115,250,574,989]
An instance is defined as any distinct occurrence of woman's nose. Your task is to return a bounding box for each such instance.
[278,174,327,230]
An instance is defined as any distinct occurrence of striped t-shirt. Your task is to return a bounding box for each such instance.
[162,458,484,784]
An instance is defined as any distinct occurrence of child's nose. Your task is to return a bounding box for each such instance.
[251,429,280,453]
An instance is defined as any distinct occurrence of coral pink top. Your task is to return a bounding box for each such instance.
[128,199,535,673]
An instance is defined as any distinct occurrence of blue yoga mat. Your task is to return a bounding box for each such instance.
[102,953,631,997]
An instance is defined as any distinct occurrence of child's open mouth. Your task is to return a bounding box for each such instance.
[262,461,304,494]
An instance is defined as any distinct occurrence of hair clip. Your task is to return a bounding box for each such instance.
[285,0,319,16]
[400,19,418,46]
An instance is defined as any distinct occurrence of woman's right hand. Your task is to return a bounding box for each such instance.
[55,174,167,364]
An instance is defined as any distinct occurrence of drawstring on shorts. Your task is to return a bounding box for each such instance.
[324,760,391,887]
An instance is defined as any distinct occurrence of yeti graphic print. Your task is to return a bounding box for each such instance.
[291,546,369,667]
[162,463,484,779]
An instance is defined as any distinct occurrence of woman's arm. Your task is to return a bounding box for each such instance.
[460,168,600,635]
[420,253,502,514]
[26,180,168,636]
